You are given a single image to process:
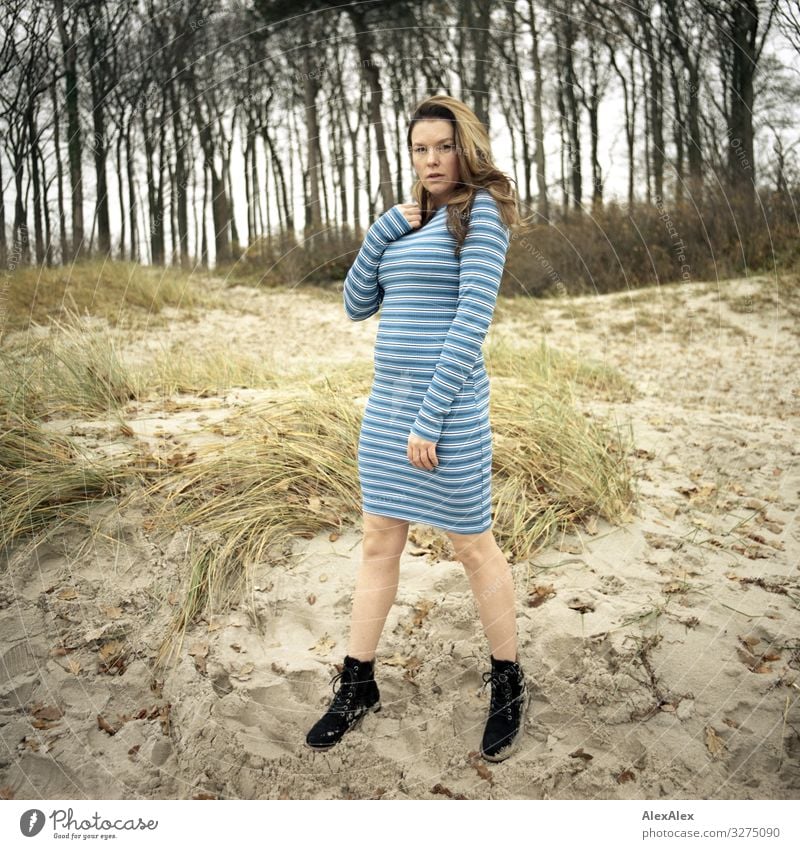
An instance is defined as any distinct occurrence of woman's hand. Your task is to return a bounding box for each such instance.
[397,202,422,229]
[408,431,439,471]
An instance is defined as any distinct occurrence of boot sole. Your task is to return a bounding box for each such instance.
[480,684,531,763]
[304,702,382,751]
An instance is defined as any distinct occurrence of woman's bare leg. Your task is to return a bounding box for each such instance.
[445,528,518,660]
[346,511,410,662]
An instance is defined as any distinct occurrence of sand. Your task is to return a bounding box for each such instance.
[1,274,798,800]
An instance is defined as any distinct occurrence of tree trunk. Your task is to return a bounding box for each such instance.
[55,0,85,261]
[347,7,394,210]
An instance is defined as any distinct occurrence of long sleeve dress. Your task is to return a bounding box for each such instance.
[343,187,510,534]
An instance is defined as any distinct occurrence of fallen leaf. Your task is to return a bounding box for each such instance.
[467,751,494,784]
[527,584,556,608]
[32,704,64,722]
[310,633,336,655]
[97,715,117,735]
[705,726,726,758]
[567,597,595,614]
[430,783,467,799]
[57,588,78,601]
[616,769,636,783]
[99,640,125,661]
[188,642,209,658]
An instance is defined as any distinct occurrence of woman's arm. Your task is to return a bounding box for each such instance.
[410,191,510,443]
[343,205,413,321]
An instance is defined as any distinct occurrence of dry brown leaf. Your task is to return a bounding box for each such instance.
[310,633,336,655]
[527,584,556,608]
[33,705,64,722]
[567,597,595,614]
[99,640,125,661]
[100,606,123,620]
[705,726,726,758]
[616,769,636,783]
[467,751,494,784]
[57,588,78,601]
[66,658,81,675]
[97,715,117,735]
[188,642,209,658]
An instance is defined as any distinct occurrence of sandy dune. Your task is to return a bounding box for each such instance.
[1,275,798,799]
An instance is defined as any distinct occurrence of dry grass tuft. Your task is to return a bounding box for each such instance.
[1,259,217,335]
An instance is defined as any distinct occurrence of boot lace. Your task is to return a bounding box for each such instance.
[481,670,515,721]
[328,668,358,715]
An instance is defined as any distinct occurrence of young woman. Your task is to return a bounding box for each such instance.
[306,95,528,763]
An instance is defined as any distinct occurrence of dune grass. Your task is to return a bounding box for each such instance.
[0,310,284,420]
[133,346,635,673]
[137,376,363,672]
[0,315,140,419]
[1,295,636,675]
[0,408,133,554]
[0,258,218,336]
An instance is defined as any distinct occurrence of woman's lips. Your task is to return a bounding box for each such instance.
[427,174,443,180]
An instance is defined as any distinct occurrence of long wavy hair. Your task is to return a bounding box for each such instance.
[406,95,527,257]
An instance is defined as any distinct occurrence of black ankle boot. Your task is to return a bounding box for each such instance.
[305,655,381,750]
[479,654,530,762]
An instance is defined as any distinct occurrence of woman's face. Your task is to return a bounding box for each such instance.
[410,119,460,208]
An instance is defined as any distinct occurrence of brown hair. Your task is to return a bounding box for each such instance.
[406,95,528,257]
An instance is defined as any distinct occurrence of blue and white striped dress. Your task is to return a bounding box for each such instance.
[343,188,510,534]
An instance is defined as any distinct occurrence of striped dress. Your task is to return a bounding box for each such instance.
[343,188,510,534]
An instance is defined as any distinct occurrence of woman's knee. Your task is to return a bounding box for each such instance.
[446,528,497,571]
[362,511,409,561]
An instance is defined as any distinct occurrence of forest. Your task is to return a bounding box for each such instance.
[2,0,799,294]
